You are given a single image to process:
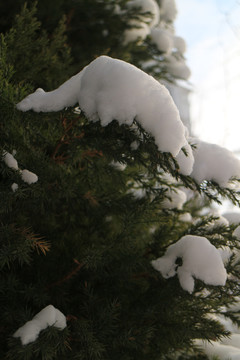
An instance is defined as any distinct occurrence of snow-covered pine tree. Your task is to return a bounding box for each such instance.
[2,2,240,360]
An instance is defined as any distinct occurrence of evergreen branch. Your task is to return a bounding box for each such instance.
[46,259,84,289]
[19,226,50,256]
[51,115,84,162]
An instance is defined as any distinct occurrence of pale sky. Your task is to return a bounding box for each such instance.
[175,0,240,153]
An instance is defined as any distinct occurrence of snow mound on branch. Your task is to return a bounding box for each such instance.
[160,0,177,22]
[2,150,38,187]
[175,142,194,175]
[222,211,240,225]
[151,235,227,293]
[123,20,150,44]
[17,55,190,159]
[126,0,160,28]
[20,169,38,184]
[196,339,240,360]
[191,138,240,187]
[161,187,187,209]
[13,305,66,345]
[2,151,18,170]
[150,27,173,54]
[173,35,187,54]
[11,183,18,192]
[165,54,191,80]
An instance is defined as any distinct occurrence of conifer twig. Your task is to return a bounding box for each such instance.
[46,259,84,289]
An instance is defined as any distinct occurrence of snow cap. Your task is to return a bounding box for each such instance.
[21,169,38,184]
[123,20,151,44]
[150,27,173,54]
[2,151,18,170]
[17,55,189,159]
[78,56,188,157]
[160,0,178,22]
[13,305,67,345]
[161,187,187,210]
[126,0,160,28]
[151,235,227,293]
[191,138,240,187]
[173,35,187,54]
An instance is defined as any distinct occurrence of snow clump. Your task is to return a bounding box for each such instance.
[20,169,38,184]
[151,235,227,293]
[161,187,187,210]
[165,54,191,80]
[126,0,160,28]
[123,0,160,44]
[123,20,150,45]
[195,339,240,360]
[13,305,67,345]
[11,183,19,192]
[222,211,240,225]
[2,150,38,188]
[2,151,18,170]
[16,55,190,161]
[160,0,177,22]
[191,138,240,187]
[173,35,187,53]
[150,27,173,54]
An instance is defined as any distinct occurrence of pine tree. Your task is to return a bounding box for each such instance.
[2,2,240,360]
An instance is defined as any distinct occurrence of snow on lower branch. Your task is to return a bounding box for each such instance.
[2,150,38,188]
[13,305,67,345]
[16,55,190,160]
[151,235,227,293]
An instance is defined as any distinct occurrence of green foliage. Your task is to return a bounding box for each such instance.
[0,0,167,80]
[4,2,72,90]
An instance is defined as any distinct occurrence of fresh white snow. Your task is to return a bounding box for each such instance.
[160,0,177,22]
[175,141,194,175]
[191,138,240,187]
[161,187,187,210]
[16,55,240,187]
[151,235,227,293]
[173,35,187,54]
[123,20,151,45]
[11,183,19,192]
[2,151,18,170]
[16,55,189,159]
[126,0,160,28]
[2,150,38,186]
[196,340,240,360]
[222,212,240,225]
[20,169,38,184]
[165,54,191,80]
[150,27,173,54]
[13,305,67,345]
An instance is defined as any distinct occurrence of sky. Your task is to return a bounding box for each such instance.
[175,0,240,153]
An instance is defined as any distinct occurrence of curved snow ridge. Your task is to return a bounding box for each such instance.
[13,305,67,345]
[151,235,227,294]
[16,55,189,160]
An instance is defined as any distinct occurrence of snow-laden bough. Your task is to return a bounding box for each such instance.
[191,138,240,187]
[2,150,38,187]
[13,305,67,345]
[16,55,192,166]
[151,235,227,293]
